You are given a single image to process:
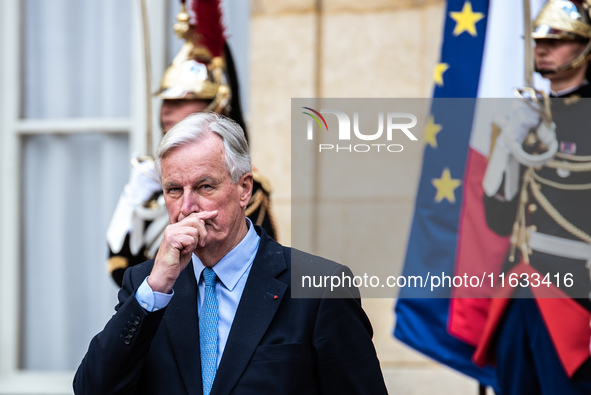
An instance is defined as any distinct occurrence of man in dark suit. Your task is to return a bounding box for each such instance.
[74,112,388,395]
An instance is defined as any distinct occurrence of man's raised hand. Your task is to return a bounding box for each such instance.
[148,210,218,293]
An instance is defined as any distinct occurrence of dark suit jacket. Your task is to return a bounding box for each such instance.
[74,227,388,394]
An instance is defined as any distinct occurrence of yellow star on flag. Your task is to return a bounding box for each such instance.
[433,63,449,87]
[450,1,484,37]
[432,167,462,203]
[424,116,442,148]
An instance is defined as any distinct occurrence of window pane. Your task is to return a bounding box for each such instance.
[21,133,128,370]
[23,0,132,119]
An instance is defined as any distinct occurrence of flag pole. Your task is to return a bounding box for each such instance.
[515,0,552,127]
[138,0,154,157]
[523,0,533,88]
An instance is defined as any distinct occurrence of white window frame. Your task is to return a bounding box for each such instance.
[0,1,168,393]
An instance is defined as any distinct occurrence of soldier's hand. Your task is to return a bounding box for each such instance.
[502,100,541,145]
[148,210,218,293]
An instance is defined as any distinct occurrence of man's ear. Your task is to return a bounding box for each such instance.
[239,173,253,208]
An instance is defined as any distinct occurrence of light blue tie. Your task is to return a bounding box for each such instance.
[200,268,218,395]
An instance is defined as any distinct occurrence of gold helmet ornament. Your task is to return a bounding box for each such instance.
[532,0,591,73]
[156,0,230,114]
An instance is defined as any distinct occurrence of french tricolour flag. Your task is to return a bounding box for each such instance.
[394,0,546,388]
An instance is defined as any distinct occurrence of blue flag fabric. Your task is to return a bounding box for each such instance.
[393,0,498,388]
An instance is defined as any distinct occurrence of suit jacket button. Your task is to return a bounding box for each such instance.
[124,338,131,345]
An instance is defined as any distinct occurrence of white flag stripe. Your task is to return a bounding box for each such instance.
[471,0,548,156]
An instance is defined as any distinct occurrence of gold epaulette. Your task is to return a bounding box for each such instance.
[252,169,272,194]
[247,169,278,239]
[107,256,129,275]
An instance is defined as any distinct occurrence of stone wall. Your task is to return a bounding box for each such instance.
[249,0,485,392]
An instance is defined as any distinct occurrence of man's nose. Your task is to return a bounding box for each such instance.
[534,43,548,54]
[180,191,200,219]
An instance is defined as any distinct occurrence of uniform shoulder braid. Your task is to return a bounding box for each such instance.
[247,169,277,240]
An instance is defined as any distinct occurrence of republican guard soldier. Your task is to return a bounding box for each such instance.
[106,0,277,287]
[475,1,591,393]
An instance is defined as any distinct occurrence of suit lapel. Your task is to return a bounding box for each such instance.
[165,262,203,395]
[211,234,288,395]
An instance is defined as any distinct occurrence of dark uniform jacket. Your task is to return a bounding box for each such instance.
[484,84,591,304]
